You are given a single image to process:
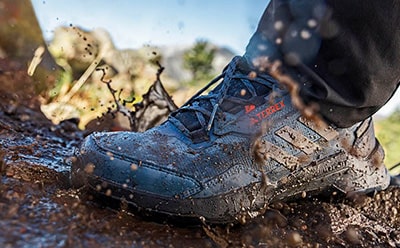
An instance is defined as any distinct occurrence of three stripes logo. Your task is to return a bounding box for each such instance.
[257,116,339,172]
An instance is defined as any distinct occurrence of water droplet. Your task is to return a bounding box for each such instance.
[307,19,317,28]
[274,20,284,31]
[300,30,311,40]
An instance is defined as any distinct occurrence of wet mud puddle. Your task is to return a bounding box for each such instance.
[0,106,399,248]
[0,107,216,247]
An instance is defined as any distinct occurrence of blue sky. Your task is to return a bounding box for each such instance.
[31,0,399,115]
[31,0,268,54]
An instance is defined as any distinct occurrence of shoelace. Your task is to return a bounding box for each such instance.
[169,56,278,138]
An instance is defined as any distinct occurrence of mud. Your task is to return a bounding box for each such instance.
[0,103,399,248]
[0,75,399,248]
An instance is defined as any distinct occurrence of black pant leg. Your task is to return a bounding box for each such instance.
[245,0,400,127]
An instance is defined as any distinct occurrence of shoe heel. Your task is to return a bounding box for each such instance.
[334,141,390,194]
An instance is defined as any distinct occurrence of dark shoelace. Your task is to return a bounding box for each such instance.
[169,56,279,139]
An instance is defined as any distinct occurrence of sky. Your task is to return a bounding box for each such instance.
[31,0,268,54]
[31,0,400,116]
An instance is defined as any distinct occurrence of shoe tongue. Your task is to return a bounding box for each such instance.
[219,74,272,114]
[175,80,272,133]
[226,79,271,98]
[174,99,213,131]
[174,111,202,131]
[173,57,274,134]
[226,81,252,99]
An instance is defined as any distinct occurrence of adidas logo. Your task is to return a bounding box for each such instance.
[245,104,256,113]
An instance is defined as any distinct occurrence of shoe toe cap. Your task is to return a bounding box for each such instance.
[72,132,201,198]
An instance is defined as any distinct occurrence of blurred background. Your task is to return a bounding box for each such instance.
[31,0,267,55]
[31,0,400,117]
[30,0,267,126]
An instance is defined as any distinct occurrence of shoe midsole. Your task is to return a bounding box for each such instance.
[84,149,390,224]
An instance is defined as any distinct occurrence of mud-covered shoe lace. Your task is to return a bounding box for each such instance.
[72,56,390,224]
[169,56,279,143]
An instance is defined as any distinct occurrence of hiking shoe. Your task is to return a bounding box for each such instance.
[71,56,390,224]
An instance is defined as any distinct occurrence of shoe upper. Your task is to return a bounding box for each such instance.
[77,57,298,197]
[73,56,390,222]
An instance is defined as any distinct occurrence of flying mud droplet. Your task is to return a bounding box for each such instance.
[300,29,311,40]
[286,231,303,247]
[130,163,138,171]
[248,71,257,79]
[84,163,95,174]
[307,19,317,28]
[106,151,114,160]
[274,20,284,31]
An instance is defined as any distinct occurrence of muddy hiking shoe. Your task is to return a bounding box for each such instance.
[72,56,390,224]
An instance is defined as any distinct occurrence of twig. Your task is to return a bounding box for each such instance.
[97,67,136,129]
[27,46,45,76]
[58,51,104,104]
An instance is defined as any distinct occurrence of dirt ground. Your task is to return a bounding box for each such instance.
[0,65,400,248]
